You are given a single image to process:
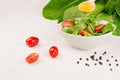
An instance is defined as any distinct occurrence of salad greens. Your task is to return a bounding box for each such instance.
[62,19,114,36]
[42,0,120,36]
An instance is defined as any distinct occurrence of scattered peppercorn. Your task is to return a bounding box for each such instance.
[85,63,88,66]
[86,58,89,61]
[77,61,79,64]
[98,61,103,65]
[95,59,98,61]
[94,63,97,66]
[111,56,113,58]
[94,52,97,54]
[110,68,113,71]
[109,63,111,66]
[116,64,119,66]
[99,56,102,60]
[102,51,107,55]
[90,55,95,60]
[85,63,90,66]
[106,59,109,62]
[88,64,90,66]
[76,51,119,71]
[79,58,82,60]
[115,59,118,62]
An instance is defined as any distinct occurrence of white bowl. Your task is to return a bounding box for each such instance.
[60,31,112,50]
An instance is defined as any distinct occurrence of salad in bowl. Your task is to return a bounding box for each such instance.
[43,0,120,50]
[60,19,115,50]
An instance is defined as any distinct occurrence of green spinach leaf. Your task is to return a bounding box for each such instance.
[113,15,120,36]
[43,0,86,20]
[63,6,84,20]
[86,2,105,18]
[96,12,113,22]
[115,1,120,16]
[105,0,119,15]
[102,23,113,34]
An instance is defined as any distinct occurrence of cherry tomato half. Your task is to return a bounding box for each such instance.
[94,24,105,32]
[62,20,75,28]
[80,29,92,36]
[26,53,39,63]
[26,36,39,47]
[49,46,59,58]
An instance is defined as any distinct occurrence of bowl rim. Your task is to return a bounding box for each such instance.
[60,30,112,38]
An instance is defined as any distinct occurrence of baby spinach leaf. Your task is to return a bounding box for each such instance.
[63,6,84,20]
[84,33,92,37]
[113,28,120,36]
[63,2,105,21]
[105,0,119,15]
[96,12,113,22]
[43,0,86,20]
[115,2,120,16]
[74,20,87,31]
[102,23,113,34]
[67,26,75,34]
[86,2,105,18]
[113,15,120,36]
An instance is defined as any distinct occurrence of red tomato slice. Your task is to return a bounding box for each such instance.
[80,29,92,36]
[26,53,39,63]
[94,24,105,32]
[62,20,75,28]
[49,46,59,58]
[26,36,39,47]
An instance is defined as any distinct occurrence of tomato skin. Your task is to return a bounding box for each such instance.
[62,20,75,28]
[49,46,59,58]
[80,29,92,36]
[26,36,39,47]
[26,53,39,63]
[94,24,105,32]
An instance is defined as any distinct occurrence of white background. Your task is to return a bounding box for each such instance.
[0,0,120,80]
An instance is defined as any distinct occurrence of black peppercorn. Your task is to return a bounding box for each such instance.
[106,59,109,62]
[94,52,97,54]
[98,61,103,65]
[110,68,112,71]
[102,52,107,55]
[79,58,82,60]
[115,59,118,62]
[109,63,111,66]
[116,64,119,66]
[99,56,102,60]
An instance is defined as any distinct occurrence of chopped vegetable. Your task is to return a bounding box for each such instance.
[26,53,39,63]
[26,36,39,47]
[49,46,59,58]
[80,29,92,36]
[94,24,105,32]
[62,20,75,28]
